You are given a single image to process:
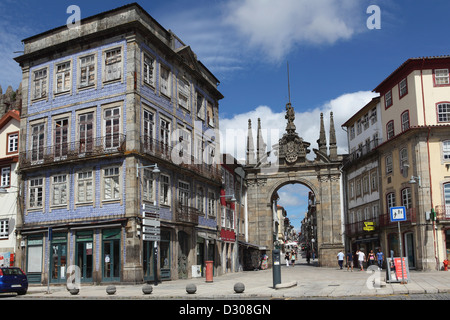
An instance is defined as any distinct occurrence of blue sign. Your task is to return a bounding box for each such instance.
[390,206,407,222]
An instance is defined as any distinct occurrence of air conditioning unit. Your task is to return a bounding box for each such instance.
[192,265,202,278]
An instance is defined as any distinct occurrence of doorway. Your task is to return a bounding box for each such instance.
[50,233,67,283]
[76,231,93,282]
[102,228,121,282]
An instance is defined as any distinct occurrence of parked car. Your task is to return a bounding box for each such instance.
[0,267,28,295]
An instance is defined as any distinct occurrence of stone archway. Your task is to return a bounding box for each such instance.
[244,104,345,267]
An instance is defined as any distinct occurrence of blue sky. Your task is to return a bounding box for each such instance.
[1,0,450,232]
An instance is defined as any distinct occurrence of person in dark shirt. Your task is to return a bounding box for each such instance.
[346,251,354,272]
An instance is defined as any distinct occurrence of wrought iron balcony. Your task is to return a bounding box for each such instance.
[175,203,200,225]
[435,205,450,221]
[140,135,222,182]
[19,134,126,169]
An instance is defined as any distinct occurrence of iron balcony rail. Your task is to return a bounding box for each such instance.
[20,134,126,168]
[175,203,200,225]
[435,205,450,221]
[140,135,222,182]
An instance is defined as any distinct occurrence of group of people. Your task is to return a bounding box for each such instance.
[285,249,298,267]
[337,248,384,271]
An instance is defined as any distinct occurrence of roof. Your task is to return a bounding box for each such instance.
[373,55,450,93]
[341,96,380,128]
[0,110,20,130]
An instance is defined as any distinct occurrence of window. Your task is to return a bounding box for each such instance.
[371,171,378,191]
[143,109,155,150]
[178,77,190,110]
[437,103,450,122]
[54,118,69,159]
[160,65,171,97]
[196,91,205,120]
[207,101,215,127]
[33,68,47,100]
[443,141,450,160]
[197,187,204,213]
[29,178,43,208]
[387,120,395,140]
[363,175,369,194]
[143,54,155,86]
[104,107,120,148]
[103,167,120,200]
[385,90,392,108]
[1,167,10,187]
[77,170,93,203]
[178,181,190,206]
[0,220,8,239]
[399,78,407,97]
[79,54,96,88]
[349,125,355,140]
[445,183,450,206]
[160,118,170,151]
[356,179,361,197]
[52,174,67,206]
[373,132,379,148]
[435,69,449,85]
[385,155,393,174]
[348,181,354,199]
[401,111,410,131]
[7,132,18,153]
[386,192,396,211]
[55,61,71,93]
[78,112,94,154]
[363,114,369,130]
[221,207,226,228]
[370,107,377,124]
[160,174,170,206]
[401,188,412,209]
[208,191,216,217]
[356,120,362,135]
[143,168,154,202]
[104,48,122,82]
[400,148,408,176]
[31,123,45,162]
[178,129,191,159]
[226,207,234,229]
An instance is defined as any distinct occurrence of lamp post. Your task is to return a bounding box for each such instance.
[136,162,160,285]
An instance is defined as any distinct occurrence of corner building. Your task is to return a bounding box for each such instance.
[14,3,223,284]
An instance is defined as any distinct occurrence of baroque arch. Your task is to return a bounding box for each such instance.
[244,103,345,267]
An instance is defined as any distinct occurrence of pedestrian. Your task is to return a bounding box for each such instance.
[306,249,311,264]
[376,248,384,270]
[356,249,366,271]
[291,250,296,266]
[285,250,290,267]
[337,250,345,269]
[346,251,354,272]
[368,250,376,266]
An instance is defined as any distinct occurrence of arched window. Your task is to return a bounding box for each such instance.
[386,192,396,212]
[401,188,412,209]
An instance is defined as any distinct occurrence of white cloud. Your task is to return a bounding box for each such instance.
[219,90,378,162]
[223,0,364,61]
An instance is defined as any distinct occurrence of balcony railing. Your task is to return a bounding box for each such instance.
[140,136,222,182]
[379,207,417,226]
[175,203,200,225]
[344,138,382,166]
[435,205,450,221]
[20,134,126,169]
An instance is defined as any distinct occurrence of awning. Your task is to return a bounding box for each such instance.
[238,240,267,250]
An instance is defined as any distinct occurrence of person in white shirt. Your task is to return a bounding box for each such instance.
[356,250,366,271]
[337,250,345,269]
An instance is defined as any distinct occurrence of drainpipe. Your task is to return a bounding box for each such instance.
[421,58,438,270]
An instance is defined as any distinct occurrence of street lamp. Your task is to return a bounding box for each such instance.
[409,175,421,187]
[136,162,160,285]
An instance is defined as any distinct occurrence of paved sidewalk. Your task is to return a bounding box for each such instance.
[19,257,450,299]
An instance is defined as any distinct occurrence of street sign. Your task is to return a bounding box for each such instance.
[143,234,160,241]
[143,226,161,234]
[390,206,407,222]
[143,219,160,227]
[142,203,159,212]
[363,222,375,231]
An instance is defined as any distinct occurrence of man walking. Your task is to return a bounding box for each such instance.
[346,251,354,272]
[337,250,345,269]
[356,249,366,271]
[376,248,384,270]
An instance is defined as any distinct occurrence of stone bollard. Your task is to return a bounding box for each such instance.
[142,284,153,295]
[186,283,197,294]
[234,282,245,294]
[69,288,79,295]
[106,285,116,295]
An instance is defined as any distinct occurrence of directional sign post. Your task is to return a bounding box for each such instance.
[142,203,160,284]
[390,206,407,283]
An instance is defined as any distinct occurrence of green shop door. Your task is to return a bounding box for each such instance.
[76,231,93,282]
[50,233,67,283]
[102,229,121,282]
[143,240,155,282]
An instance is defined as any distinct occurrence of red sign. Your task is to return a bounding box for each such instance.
[220,229,235,242]
[393,257,408,281]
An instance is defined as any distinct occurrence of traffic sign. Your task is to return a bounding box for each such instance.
[143,234,160,241]
[143,226,161,234]
[390,206,407,222]
[142,203,159,212]
[143,219,160,227]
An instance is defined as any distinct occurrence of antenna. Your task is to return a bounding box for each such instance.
[287,62,291,104]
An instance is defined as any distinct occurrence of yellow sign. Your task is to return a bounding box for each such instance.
[363,222,375,231]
